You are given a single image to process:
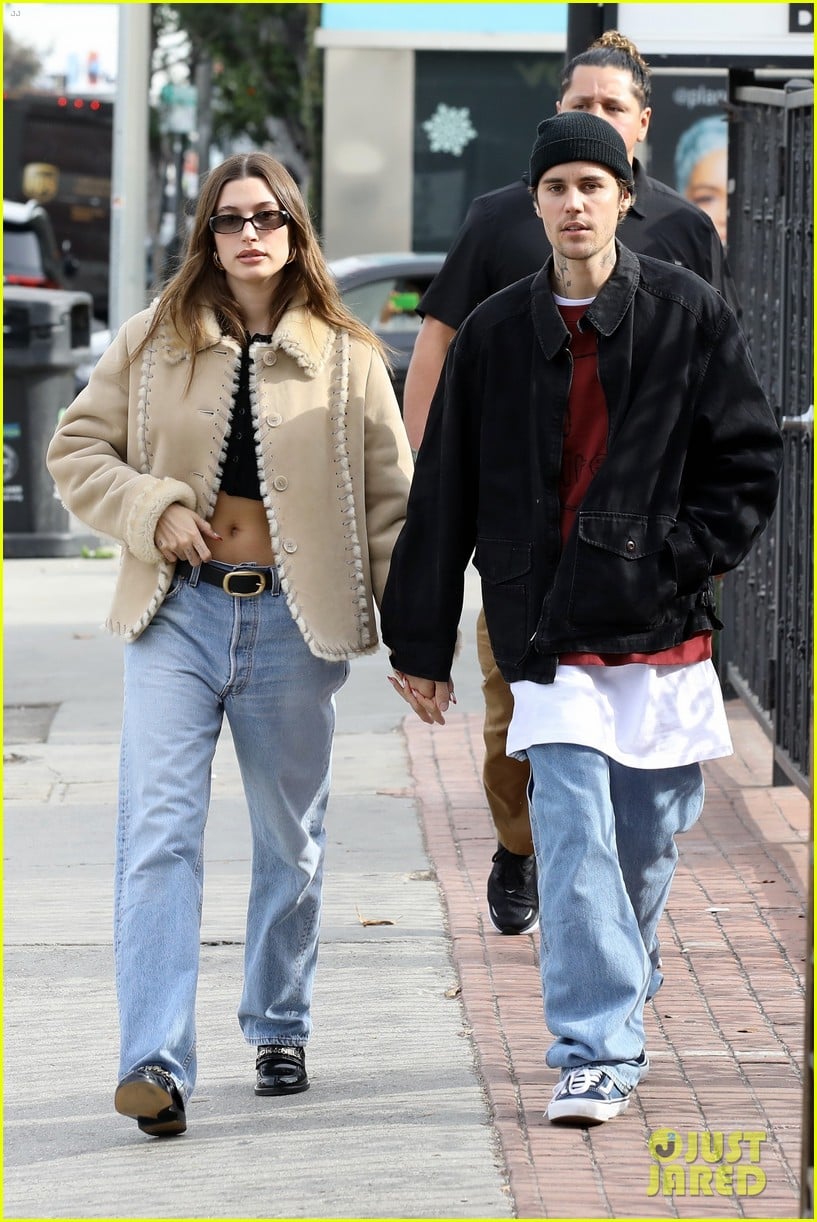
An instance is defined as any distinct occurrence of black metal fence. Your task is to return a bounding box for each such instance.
[720,73,813,795]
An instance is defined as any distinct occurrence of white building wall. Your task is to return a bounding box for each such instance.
[322,48,414,258]
[617,2,814,57]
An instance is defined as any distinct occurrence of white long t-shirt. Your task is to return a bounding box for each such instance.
[507,660,733,769]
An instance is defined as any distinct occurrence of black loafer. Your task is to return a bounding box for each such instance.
[255,1045,309,1096]
[114,1064,187,1136]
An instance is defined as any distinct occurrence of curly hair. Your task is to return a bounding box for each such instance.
[140,152,386,370]
[561,30,652,109]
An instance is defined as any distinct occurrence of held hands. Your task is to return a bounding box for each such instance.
[388,671,456,725]
[154,504,222,565]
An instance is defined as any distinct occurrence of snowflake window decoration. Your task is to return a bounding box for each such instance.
[422,103,477,157]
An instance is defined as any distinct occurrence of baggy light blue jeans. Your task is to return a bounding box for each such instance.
[115,566,349,1100]
[524,743,704,1090]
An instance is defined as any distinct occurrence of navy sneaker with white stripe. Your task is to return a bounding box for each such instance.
[547,1053,647,1125]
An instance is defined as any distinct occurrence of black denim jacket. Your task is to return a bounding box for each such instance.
[381,244,783,685]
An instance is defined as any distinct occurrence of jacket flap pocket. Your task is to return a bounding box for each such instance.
[578,513,674,559]
[473,540,532,583]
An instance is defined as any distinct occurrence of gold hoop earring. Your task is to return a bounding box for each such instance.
[285,248,297,266]
[213,250,224,271]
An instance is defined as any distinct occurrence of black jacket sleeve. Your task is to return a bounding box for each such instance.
[666,306,782,593]
[379,326,481,679]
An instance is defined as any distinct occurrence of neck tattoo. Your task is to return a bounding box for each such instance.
[554,256,572,292]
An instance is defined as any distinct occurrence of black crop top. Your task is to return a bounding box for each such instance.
[220,335,270,500]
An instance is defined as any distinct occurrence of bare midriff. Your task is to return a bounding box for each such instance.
[208,491,276,566]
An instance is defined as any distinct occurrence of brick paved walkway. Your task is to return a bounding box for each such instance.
[404,700,809,1219]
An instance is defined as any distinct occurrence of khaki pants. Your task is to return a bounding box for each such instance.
[475,607,534,855]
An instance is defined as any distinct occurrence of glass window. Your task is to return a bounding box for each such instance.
[340,277,430,332]
[3,228,46,279]
[339,277,400,328]
[413,50,562,251]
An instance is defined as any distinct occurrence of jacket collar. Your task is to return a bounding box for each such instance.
[265,304,336,378]
[530,241,640,358]
[158,297,337,378]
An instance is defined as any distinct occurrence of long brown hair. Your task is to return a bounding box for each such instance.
[561,30,652,109]
[140,152,387,364]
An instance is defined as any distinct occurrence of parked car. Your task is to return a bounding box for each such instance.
[329,252,444,407]
[3,198,78,291]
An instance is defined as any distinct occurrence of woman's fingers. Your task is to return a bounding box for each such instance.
[409,685,446,725]
[388,675,433,723]
[388,672,448,725]
[154,508,222,563]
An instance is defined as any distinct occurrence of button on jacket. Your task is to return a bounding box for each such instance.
[380,243,782,685]
[47,300,413,656]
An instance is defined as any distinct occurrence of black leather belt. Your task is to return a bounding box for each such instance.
[176,560,279,597]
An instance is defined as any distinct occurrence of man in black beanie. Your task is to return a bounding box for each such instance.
[402,34,740,947]
[380,111,782,1125]
[528,110,634,190]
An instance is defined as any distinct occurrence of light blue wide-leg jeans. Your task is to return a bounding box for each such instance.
[115,570,348,1100]
[524,743,704,1090]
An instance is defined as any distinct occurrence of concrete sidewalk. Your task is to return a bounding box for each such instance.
[3,555,809,1219]
[3,556,507,1220]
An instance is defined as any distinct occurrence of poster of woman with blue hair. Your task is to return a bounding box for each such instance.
[674,113,729,244]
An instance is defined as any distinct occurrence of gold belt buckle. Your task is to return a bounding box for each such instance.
[222,569,266,597]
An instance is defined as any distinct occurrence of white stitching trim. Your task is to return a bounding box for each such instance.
[136,342,155,475]
[206,348,242,516]
[331,332,373,651]
[108,559,175,642]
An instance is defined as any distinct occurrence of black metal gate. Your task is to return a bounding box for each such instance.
[720,73,813,795]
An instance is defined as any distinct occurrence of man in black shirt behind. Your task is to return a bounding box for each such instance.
[402,31,739,939]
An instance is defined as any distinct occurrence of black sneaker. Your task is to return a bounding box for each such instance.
[487,845,538,934]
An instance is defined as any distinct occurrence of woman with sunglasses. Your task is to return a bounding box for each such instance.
[47,153,413,1138]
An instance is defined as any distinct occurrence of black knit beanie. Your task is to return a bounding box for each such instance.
[529,112,634,190]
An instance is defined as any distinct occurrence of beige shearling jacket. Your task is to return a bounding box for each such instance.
[46,301,413,655]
